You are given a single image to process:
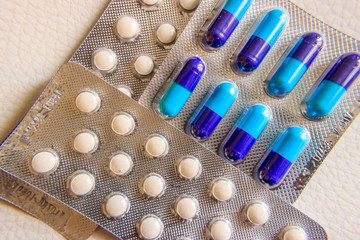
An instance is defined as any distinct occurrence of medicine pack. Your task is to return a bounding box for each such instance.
[139,0,360,203]
[0,63,327,239]
[70,0,200,101]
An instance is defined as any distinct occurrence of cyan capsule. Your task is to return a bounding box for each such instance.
[199,0,253,51]
[253,126,310,189]
[219,103,271,164]
[153,57,206,119]
[265,32,325,97]
[301,52,360,120]
[186,81,238,141]
[231,9,288,74]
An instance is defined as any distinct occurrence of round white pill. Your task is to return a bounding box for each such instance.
[75,91,101,114]
[137,214,164,240]
[210,178,236,201]
[111,112,135,136]
[280,226,308,240]
[109,152,133,176]
[144,134,169,158]
[174,195,199,220]
[176,156,202,180]
[117,85,133,98]
[140,173,166,198]
[92,48,117,73]
[208,218,232,240]
[210,178,235,202]
[73,131,99,154]
[141,0,159,5]
[245,202,270,226]
[179,0,200,11]
[134,55,155,76]
[68,171,95,197]
[115,16,140,41]
[30,150,59,175]
[103,192,130,219]
[156,23,177,44]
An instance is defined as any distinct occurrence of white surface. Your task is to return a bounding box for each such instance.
[73,131,99,154]
[109,152,133,176]
[156,23,177,44]
[138,215,164,240]
[104,193,130,219]
[134,55,155,76]
[30,150,59,175]
[69,171,96,196]
[111,113,135,135]
[0,0,359,239]
[210,178,235,202]
[75,91,101,114]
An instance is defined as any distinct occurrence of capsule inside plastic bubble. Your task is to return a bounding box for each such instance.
[186,81,238,141]
[265,32,325,98]
[198,0,253,52]
[253,126,310,189]
[300,52,360,120]
[153,57,206,119]
[219,103,271,164]
[230,8,288,75]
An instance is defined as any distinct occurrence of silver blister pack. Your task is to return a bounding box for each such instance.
[0,63,327,239]
[139,0,360,203]
[70,0,199,101]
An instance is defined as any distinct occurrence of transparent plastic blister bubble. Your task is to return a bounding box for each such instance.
[139,0,360,203]
[0,63,327,239]
[70,0,200,101]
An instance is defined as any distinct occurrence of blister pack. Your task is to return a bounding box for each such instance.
[0,63,327,239]
[139,0,360,203]
[70,0,201,101]
[0,170,98,240]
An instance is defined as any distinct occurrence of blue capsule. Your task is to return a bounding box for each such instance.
[153,57,206,119]
[253,126,310,189]
[265,32,325,97]
[301,52,360,120]
[219,103,271,164]
[231,9,288,75]
[199,0,253,51]
[186,81,238,141]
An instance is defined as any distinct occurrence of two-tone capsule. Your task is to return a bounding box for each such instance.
[231,9,288,74]
[153,57,206,119]
[265,32,325,97]
[199,0,253,51]
[253,126,310,189]
[186,81,238,141]
[301,52,360,120]
[219,103,271,164]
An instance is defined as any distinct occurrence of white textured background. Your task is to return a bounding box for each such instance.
[0,1,359,239]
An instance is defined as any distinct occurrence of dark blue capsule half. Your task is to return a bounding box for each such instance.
[231,9,288,75]
[199,0,253,51]
[186,81,238,141]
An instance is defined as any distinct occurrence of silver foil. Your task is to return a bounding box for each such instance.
[70,0,196,101]
[0,63,327,239]
[139,0,360,203]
